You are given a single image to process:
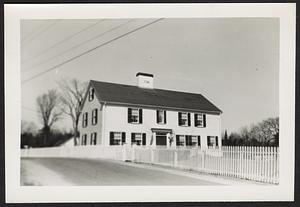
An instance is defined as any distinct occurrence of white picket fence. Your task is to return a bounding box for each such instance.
[132,146,279,184]
[21,145,279,184]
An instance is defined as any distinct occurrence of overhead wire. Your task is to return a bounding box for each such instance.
[21,21,46,43]
[22,19,133,73]
[21,19,105,64]
[21,18,163,84]
[21,19,61,47]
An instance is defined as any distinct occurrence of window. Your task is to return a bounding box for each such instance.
[88,87,95,101]
[185,135,200,146]
[128,108,142,124]
[82,112,88,127]
[176,135,185,146]
[178,112,191,126]
[207,136,219,148]
[90,133,97,145]
[131,133,146,146]
[157,110,166,124]
[195,113,206,127]
[176,135,201,147]
[92,109,98,125]
[110,132,126,145]
[81,134,87,145]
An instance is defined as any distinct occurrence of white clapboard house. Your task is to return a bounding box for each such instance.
[79,73,222,149]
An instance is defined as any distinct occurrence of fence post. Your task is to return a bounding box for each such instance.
[122,145,126,161]
[131,145,135,162]
[174,150,178,167]
[150,147,154,164]
[202,150,205,170]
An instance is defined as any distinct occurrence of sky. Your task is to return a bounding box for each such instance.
[21,18,279,134]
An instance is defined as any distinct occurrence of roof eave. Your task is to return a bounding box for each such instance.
[99,101,222,115]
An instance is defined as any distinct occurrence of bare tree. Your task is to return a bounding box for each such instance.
[36,89,62,146]
[249,117,279,145]
[58,79,87,146]
[21,120,38,135]
[239,126,250,142]
[260,117,279,144]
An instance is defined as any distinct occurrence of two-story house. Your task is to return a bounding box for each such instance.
[79,73,222,149]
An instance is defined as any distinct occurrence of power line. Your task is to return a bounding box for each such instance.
[21,21,46,42]
[22,19,105,64]
[21,18,163,84]
[22,19,134,73]
[21,20,61,47]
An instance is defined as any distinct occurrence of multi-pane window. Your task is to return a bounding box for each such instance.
[90,132,97,145]
[92,109,98,125]
[82,112,88,127]
[128,108,142,124]
[88,87,95,101]
[81,134,87,145]
[176,135,201,147]
[157,110,166,124]
[110,132,126,145]
[178,112,190,126]
[131,133,146,146]
[176,135,185,146]
[207,136,218,148]
[195,113,206,127]
[185,135,200,146]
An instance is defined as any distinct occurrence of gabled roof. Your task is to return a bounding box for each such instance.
[89,80,222,114]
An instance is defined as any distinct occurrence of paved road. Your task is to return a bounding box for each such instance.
[21,158,222,186]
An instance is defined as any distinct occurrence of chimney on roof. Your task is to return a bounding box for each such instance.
[136,72,154,89]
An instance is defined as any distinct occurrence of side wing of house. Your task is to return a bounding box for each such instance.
[78,86,103,146]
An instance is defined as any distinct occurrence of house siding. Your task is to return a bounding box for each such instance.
[103,105,221,149]
[78,91,103,145]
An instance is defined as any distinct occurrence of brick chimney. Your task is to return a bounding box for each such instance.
[136,72,154,89]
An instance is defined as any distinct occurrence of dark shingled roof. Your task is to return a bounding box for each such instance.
[90,80,222,114]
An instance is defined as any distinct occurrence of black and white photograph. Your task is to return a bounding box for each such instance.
[4,3,295,203]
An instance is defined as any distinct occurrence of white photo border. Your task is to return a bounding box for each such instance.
[4,3,296,203]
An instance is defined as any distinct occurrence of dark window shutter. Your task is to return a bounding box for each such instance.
[198,136,201,146]
[178,112,182,126]
[95,109,98,124]
[86,113,88,127]
[122,132,126,144]
[128,108,132,123]
[156,110,159,123]
[194,114,197,126]
[131,133,135,144]
[82,114,85,127]
[142,133,146,145]
[188,113,191,126]
[94,133,97,145]
[176,135,179,145]
[139,109,143,123]
[91,110,94,124]
[110,132,114,145]
[164,110,166,123]
[207,136,210,146]
[92,88,94,100]
[216,136,218,146]
[185,136,189,146]
[203,114,206,127]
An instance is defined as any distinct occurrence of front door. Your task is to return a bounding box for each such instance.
[156,132,167,146]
